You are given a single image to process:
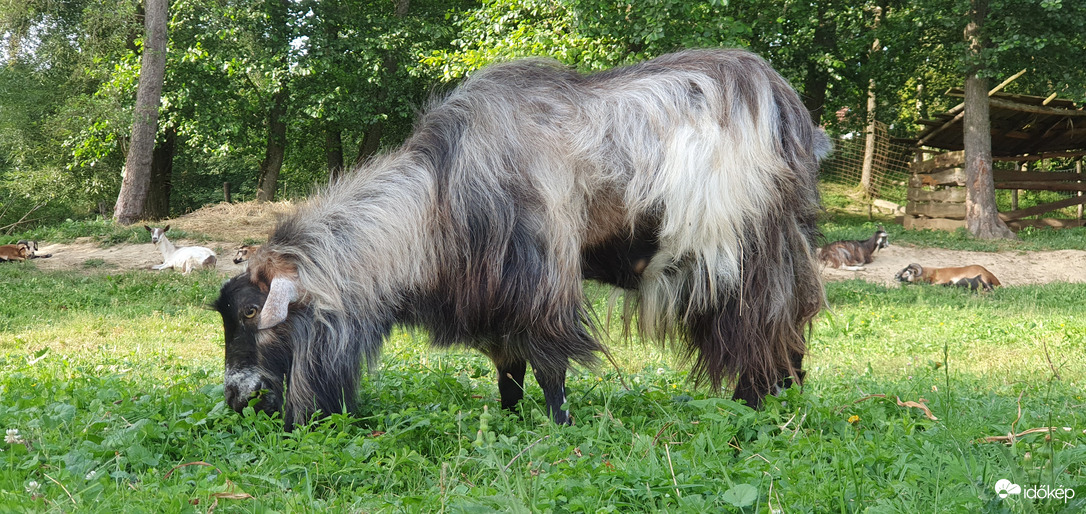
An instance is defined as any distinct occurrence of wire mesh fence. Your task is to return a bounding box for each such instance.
[818,122,914,205]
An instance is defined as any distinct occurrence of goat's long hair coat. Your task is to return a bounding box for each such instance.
[228,48,831,427]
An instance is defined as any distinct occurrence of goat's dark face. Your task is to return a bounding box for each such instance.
[215,274,288,417]
[874,230,889,250]
[894,263,922,283]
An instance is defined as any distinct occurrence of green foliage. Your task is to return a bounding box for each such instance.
[424,0,752,80]
[3,0,1086,226]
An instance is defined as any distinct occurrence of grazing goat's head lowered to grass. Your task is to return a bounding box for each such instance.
[215,48,831,430]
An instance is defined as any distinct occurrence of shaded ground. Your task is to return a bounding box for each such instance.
[16,200,1086,286]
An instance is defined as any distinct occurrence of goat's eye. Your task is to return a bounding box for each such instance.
[243,306,259,319]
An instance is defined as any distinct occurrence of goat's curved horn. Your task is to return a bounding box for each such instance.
[259,276,299,329]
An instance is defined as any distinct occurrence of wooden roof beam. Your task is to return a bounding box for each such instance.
[919,70,1028,147]
[988,98,1086,117]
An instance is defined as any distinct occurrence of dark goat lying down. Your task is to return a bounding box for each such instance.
[819,226,888,270]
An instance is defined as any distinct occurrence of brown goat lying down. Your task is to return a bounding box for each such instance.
[0,242,30,262]
[819,226,888,270]
[894,263,1001,292]
[18,240,51,259]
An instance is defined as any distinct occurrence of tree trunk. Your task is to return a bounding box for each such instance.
[114,0,167,225]
[963,0,1015,239]
[144,126,176,220]
[859,78,878,196]
[802,3,833,124]
[859,6,882,196]
[256,88,288,202]
[326,126,345,182]
[356,122,384,165]
[353,0,408,166]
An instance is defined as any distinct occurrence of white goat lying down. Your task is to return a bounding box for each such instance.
[145,225,217,274]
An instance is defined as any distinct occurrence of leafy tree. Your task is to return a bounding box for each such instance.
[0,0,141,228]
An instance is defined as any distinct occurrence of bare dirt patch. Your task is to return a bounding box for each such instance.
[16,200,1086,286]
[27,201,296,276]
[819,244,1086,287]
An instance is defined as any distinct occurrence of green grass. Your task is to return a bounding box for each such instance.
[0,259,1082,512]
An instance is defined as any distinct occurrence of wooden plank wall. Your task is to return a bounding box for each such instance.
[905,151,1086,230]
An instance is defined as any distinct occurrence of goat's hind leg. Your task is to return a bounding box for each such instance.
[531,363,570,425]
[486,346,527,413]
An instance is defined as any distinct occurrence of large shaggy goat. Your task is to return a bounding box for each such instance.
[216,49,831,429]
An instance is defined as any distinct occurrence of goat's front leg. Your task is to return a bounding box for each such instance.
[151,264,168,270]
[485,346,527,413]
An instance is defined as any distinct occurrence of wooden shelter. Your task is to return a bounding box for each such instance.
[904,89,1086,231]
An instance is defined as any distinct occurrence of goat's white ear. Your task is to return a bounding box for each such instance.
[258,277,299,329]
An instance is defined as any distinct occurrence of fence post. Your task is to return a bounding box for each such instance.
[1077,158,1083,220]
[1011,162,1021,211]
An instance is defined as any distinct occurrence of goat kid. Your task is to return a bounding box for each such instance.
[145,225,217,274]
[819,226,889,270]
[894,263,1001,291]
[0,242,30,262]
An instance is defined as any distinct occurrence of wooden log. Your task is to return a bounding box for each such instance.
[903,216,967,231]
[988,98,1086,117]
[992,170,1086,182]
[908,187,966,203]
[872,199,905,215]
[1006,218,1086,230]
[906,201,967,219]
[914,167,966,186]
[994,181,1086,192]
[998,194,1086,221]
[916,151,965,173]
[993,150,1086,163]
